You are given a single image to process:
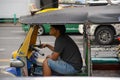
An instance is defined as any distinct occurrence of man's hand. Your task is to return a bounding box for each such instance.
[40,44,48,48]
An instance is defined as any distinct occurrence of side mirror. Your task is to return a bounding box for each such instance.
[10,59,25,68]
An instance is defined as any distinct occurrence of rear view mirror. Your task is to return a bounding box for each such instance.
[10,59,25,68]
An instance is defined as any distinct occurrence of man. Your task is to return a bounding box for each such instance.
[41,25,83,76]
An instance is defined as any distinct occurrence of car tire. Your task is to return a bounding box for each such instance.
[38,25,44,35]
[95,27,114,45]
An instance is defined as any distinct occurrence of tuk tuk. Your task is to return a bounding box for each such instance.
[2,1,120,77]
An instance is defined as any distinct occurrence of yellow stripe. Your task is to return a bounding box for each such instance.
[35,8,59,14]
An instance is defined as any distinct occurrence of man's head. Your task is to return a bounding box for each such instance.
[49,25,66,37]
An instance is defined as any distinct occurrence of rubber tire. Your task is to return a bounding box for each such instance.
[38,25,44,35]
[95,27,114,45]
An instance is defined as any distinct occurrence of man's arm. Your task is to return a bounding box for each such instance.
[46,44,54,51]
[41,43,54,51]
[46,52,60,60]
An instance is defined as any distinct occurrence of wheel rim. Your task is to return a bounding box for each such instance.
[98,30,112,44]
[38,26,44,35]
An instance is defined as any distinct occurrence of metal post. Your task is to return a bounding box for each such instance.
[13,13,17,24]
[83,22,92,76]
[83,23,88,76]
[86,22,92,76]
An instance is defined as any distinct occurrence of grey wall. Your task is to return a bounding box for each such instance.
[0,0,40,18]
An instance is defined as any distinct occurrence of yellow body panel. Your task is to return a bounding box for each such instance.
[17,25,39,58]
[12,50,18,59]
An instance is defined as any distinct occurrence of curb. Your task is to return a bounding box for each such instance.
[0,23,22,27]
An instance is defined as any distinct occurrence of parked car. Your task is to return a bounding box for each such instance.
[79,24,120,45]
[22,23,80,35]
[86,0,120,6]
[75,0,85,4]
[78,0,120,45]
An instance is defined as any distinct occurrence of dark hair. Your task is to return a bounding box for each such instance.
[51,25,66,35]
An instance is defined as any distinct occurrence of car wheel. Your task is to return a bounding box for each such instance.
[38,25,44,35]
[95,27,114,45]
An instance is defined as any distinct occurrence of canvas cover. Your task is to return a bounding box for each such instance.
[19,4,120,24]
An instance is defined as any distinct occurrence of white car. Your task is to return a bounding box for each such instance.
[79,24,120,45]
[86,0,120,6]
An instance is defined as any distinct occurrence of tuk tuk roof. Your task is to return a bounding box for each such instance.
[19,4,120,24]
